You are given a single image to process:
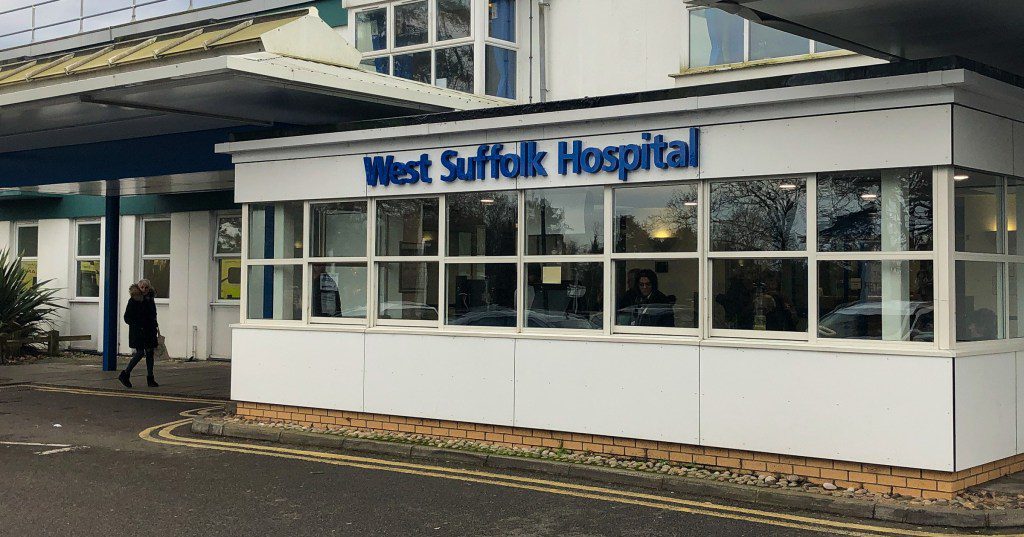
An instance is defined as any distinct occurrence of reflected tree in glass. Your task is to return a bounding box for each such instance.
[817,168,932,252]
[710,179,806,251]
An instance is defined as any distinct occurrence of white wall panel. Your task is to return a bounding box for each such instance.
[36,219,71,338]
[514,339,699,444]
[0,221,10,252]
[955,353,1017,469]
[700,347,954,470]
[235,157,364,203]
[185,212,212,360]
[68,303,101,351]
[364,333,515,425]
[1013,122,1024,177]
[231,328,365,410]
[953,106,1013,175]
[1017,351,1024,454]
[162,213,191,358]
[210,305,238,358]
[117,216,137,354]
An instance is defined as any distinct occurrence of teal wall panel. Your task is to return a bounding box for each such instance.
[0,191,239,221]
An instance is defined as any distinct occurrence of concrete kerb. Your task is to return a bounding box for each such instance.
[189,416,1018,529]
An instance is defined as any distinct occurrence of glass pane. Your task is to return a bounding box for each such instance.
[749,22,810,61]
[817,168,932,252]
[20,260,37,287]
[1010,264,1023,338]
[359,57,390,74]
[956,261,1004,342]
[33,20,78,41]
[311,263,368,319]
[526,187,604,255]
[435,44,474,93]
[815,41,842,52]
[446,263,517,326]
[615,259,699,329]
[955,171,1004,253]
[134,0,190,21]
[447,191,517,256]
[77,223,102,257]
[311,202,367,258]
[485,46,516,99]
[217,258,242,300]
[248,202,304,259]
[526,262,603,330]
[142,259,170,299]
[82,9,131,32]
[143,220,171,256]
[0,10,33,47]
[688,8,744,68]
[216,217,242,255]
[355,8,387,52]
[77,260,101,298]
[34,0,78,27]
[378,261,439,321]
[376,198,439,256]
[488,0,515,41]
[437,0,471,41]
[614,184,698,253]
[17,226,38,258]
[394,0,428,47]
[818,260,934,342]
[711,258,808,332]
[710,179,807,251]
[1009,178,1024,255]
[246,265,302,321]
[394,50,431,83]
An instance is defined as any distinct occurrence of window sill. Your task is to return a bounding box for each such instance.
[672,50,856,78]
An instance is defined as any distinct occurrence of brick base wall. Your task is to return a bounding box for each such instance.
[234,401,1024,499]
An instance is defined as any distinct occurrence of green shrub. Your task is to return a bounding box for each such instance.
[0,249,63,363]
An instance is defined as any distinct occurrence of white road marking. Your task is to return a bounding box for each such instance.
[35,446,87,456]
[0,441,71,448]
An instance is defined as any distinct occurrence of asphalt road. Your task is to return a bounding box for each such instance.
[0,385,948,537]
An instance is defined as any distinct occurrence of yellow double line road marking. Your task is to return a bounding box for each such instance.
[19,385,1015,536]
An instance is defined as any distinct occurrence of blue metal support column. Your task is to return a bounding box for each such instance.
[101,196,120,372]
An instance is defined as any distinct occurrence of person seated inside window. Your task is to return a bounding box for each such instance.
[620,269,675,327]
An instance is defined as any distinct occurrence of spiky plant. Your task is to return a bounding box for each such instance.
[0,249,63,363]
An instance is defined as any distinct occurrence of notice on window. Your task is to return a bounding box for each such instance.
[542,265,561,285]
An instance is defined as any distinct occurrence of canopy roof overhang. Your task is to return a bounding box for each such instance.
[0,9,502,184]
[686,0,1024,77]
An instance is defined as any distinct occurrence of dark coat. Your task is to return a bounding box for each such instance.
[124,287,159,350]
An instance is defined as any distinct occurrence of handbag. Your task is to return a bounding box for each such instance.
[153,331,170,361]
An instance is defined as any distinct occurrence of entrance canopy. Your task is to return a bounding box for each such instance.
[686,0,1024,76]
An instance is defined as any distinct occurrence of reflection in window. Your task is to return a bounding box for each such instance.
[376,198,439,256]
[394,1,428,47]
[446,263,517,326]
[526,262,603,330]
[956,261,1003,342]
[378,261,439,321]
[394,50,431,83]
[712,259,808,332]
[216,217,242,255]
[355,8,387,52]
[217,259,242,300]
[248,202,304,259]
[76,222,102,298]
[77,261,101,298]
[710,179,806,251]
[78,223,102,256]
[447,191,517,256]
[954,171,1004,254]
[485,45,516,99]
[437,0,471,41]
[818,260,933,342]
[435,45,474,92]
[143,220,171,256]
[749,22,810,61]
[688,8,744,68]
[615,260,698,329]
[359,57,390,74]
[817,168,932,252]
[311,263,367,319]
[1008,178,1024,255]
[488,0,515,42]
[614,184,697,253]
[142,259,171,299]
[142,220,171,299]
[526,187,604,255]
[311,202,367,258]
[247,265,302,321]
[16,225,38,258]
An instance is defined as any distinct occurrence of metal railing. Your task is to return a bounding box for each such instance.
[0,0,235,50]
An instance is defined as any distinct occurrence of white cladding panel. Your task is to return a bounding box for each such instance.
[231,329,365,410]
[700,347,954,470]
[1018,351,1024,454]
[514,339,700,444]
[0,221,10,252]
[68,303,101,351]
[363,333,515,425]
[235,156,362,203]
[36,219,71,337]
[210,305,238,358]
[955,353,1017,470]
[953,106,1014,176]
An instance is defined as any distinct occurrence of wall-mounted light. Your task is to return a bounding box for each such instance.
[953,174,970,181]
[652,228,675,239]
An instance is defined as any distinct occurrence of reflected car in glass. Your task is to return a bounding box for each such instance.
[817,300,934,342]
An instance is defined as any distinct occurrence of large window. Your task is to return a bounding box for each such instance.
[310,202,368,321]
[376,198,440,323]
[355,0,518,99]
[75,221,102,298]
[688,7,843,70]
[214,216,242,301]
[141,219,171,299]
[246,203,303,321]
[15,224,38,287]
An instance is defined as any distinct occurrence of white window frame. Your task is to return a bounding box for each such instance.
[212,213,243,304]
[307,200,371,327]
[241,203,305,325]
[14,222,39,286]
[73,220,103,301]
[139,217,172,303]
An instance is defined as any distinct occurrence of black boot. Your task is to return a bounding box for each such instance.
[147,376,159,388]
[118,371,132,388]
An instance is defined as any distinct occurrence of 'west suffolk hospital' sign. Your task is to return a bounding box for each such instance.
[363,129,699,187]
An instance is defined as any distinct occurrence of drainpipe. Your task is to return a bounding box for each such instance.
[538,0,550,102]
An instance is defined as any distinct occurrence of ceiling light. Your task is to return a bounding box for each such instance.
[480,197,495,205]
[860,193,878,201]
[953,174,970,181]
[778,183,797,190]
[684,201,698,207]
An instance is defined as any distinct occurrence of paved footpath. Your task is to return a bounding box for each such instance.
[0,384,965,537]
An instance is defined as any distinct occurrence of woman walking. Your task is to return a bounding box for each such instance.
[119,279,160,388]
